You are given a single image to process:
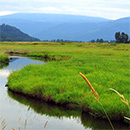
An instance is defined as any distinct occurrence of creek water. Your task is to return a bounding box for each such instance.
[0,56,129,130]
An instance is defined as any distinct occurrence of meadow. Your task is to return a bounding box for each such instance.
[0,52,9,68]
[0,41,129,121]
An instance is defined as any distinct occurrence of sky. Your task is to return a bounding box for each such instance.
[0,0,130,19]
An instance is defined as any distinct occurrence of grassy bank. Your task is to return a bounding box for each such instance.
[0,52,9,67]
[1,42,129,120]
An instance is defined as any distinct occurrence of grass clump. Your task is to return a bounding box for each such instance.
[8,64,84,104]
[0,52,9,67]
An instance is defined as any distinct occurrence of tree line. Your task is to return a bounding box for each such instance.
[89,32,130,43]
[115,32,129,43]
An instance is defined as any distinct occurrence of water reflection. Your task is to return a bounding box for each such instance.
[0,62,9,69]
[0,69,10,77]
[8,90,129,130]
[7,56,45,71]
[81,112,129,130]
[8,91,81,118]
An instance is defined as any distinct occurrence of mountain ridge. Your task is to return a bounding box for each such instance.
[0,13,129,41]
[0,13,110,23]
[0,24,40,41]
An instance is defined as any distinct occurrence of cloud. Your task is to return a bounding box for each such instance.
[0,0,130,19]
[0,11,17,16]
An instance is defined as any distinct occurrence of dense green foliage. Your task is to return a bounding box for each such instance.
[0,24,40,41]
[0,42,129,120]
[0,52,9,67]
[115,32,130,43]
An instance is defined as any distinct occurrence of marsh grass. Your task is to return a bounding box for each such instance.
[0,52,9,67]
[109,88,129,109]
[109,88,130,121]
[43,121,48,129]
[124,116,130,121]
[1,42,129,121]
[0,116,49,130]
[1,118,7,130]
[25,119,27,129]
[80,72,114,130]
[73,126,76,130]
[18,117,21,121]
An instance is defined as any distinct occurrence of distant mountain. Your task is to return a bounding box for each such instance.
[0,13,109,23]
[0,24,40,41]
[0,13,110,40]
[34,17,130,41]
[0,13,129,41]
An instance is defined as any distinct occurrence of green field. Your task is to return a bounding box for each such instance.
[0,52,9,68]
[0,42,130,121]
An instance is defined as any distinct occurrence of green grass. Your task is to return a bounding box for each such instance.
[0,42,129,120]
[0,52,9,67]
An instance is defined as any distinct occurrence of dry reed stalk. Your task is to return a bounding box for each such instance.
[124,116,130,121]
[80,72,99,101]
[12,128,16,130]
[44,121,48,129]
[19,127,20,130]
[109,88,130,121]
[109,88,125,100]
[18,117,21,121]
[25,119,27,129]
[2,125,7,130]
[121,99,129,107]
[2,121,6,127]
[1,119,6,126]
[73,126,76,130]
[109,88,129,108]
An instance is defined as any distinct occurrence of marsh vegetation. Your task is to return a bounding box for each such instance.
[0,42,130,129]
[0,52,9,68]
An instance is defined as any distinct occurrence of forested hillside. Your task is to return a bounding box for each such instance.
[0,24,40,41]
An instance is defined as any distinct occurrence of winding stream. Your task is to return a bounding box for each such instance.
[0,56,129,130]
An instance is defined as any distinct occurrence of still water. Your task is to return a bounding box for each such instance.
[0,56,129,130]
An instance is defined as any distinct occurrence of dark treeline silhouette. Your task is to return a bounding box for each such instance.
[90,39,110,43]
[42,39,83,43]
[89,32,130,43]
[115,32,130,43]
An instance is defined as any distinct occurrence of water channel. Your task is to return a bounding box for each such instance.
[0,56,129,130]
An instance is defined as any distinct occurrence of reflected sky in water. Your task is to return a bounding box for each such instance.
[0,69,10,77]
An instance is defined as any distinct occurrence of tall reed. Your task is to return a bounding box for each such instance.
[44,121,48,129]
[25,119,27,129]
[80,72,114,130]
[73,126,76,130]
[109,88,130,120]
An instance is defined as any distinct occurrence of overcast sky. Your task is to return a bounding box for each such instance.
[0,0,130,19]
